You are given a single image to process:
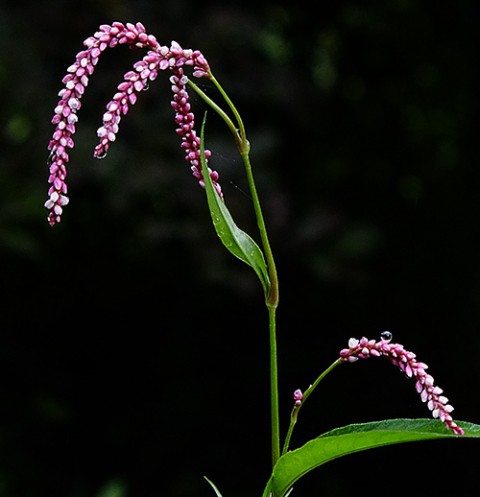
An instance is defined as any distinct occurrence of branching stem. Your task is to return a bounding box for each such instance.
[189,73,281,465]
[282,359,341,455]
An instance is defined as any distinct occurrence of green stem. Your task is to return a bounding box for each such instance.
[187,79,242,149]
[281,359,341,455]
[239,149,279,308]
[189,72,280,466]
[281,407,299,458]
[269,305,280,466]
[209,73,281,464]
[209,74,247,148]
[188,75,279,305]
[207,73,279,308]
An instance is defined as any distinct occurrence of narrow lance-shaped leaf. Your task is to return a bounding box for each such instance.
[204,476,224,497]
[199,113,271,295]
[263,418,480,497]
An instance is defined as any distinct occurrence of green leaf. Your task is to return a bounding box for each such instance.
[264,418,480,497]
[204,476,223,497]
[199,114,271,295]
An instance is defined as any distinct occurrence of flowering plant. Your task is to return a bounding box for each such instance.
[45,22,479,496]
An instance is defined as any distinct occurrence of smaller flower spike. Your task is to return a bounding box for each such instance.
[170,66,222,198]
[339,335,464,435]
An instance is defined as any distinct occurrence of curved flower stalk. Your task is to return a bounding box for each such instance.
[45,21,221,226]
[282,332,464,457]
[338,332,464,435]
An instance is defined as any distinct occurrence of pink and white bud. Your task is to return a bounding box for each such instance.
[293,389,303,406]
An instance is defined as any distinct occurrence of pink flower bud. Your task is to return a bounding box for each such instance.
[293,389,303,406]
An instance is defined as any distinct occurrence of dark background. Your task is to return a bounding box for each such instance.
[1,1,479,496]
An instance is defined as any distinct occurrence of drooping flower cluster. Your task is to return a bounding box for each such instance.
[339,332,464,435]
[46,21,222,226]
[170,66,222,197]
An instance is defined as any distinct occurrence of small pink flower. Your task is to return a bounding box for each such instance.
[293,389,303,406]
[339,333,464,435]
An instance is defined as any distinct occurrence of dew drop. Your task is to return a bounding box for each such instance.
[380,331,392,342]
[96,151,108,159]
[142,83,150,91]
[47,149,55,165]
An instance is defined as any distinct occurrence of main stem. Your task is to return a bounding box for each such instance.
[235,101,281,466]
[239,148,280,465]
[190,74,281,466]
[238,126,281,467]
[269,305,280,466]
[238,148,279,307]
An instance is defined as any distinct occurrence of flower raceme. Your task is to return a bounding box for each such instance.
[45,21,222,226]
[339,333,464,435]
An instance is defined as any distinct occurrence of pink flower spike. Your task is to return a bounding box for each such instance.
[46,22,220,226]
[45,22,162,225]
[169,66,222,198]
[339,334,464,435]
